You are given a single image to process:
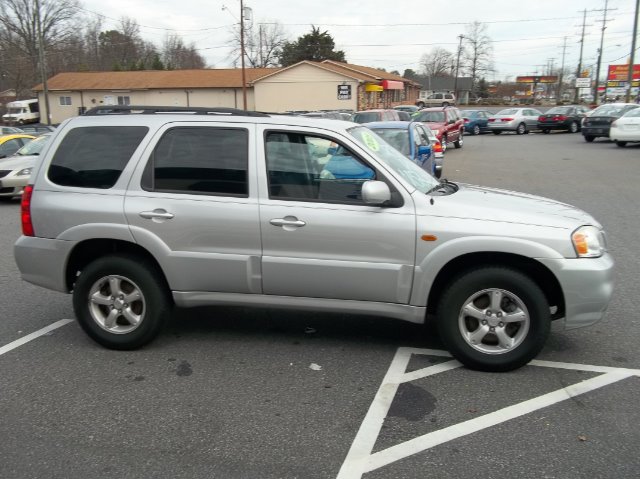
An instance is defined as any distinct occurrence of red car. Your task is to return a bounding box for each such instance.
[411,106,465,149]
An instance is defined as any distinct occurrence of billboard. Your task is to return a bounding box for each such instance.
[516,76,558,84]
[607,64,640,81]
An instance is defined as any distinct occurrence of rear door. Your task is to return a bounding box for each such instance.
[124,122,262,294]
[256,126,417,304]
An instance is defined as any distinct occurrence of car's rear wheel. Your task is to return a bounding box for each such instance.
[493,130,502,135]
[516,123,526,135]
[584,135,595,142]
[616,141,627,147]
[72,254,171,350]
[542,129,550,134]
[472,125,481,135]
[569,121,579,133]
[436,267,550,372]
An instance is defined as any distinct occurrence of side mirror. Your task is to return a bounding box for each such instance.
[362,180,391,206]
[417,144,432,158]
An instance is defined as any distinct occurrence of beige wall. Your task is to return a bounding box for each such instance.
[254,63,359,112]
[40,88,256,124]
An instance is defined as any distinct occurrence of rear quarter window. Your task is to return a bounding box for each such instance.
[47,126,148,188]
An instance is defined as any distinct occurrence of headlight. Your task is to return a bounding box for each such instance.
[572,225,605,258]
[16,167,32,176]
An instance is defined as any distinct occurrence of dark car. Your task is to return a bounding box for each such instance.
[537,105,590,134]
[461,109,492,135]
[411,106,464,149]
[581,103,640,142]
[365,120,442,178]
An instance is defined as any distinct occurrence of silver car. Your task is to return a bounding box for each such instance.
[487,107,543,135]
[0,133,51,200]
[13,105,614,372]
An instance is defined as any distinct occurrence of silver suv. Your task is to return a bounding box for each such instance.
[14,106,614,372]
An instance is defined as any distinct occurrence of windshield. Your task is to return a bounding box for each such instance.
[622,108,640,118]
[7,107,23,115]
[348,126,439,194]
[14,133,50,156]
[371,128,410,156]
[353,112,380,123]
[591,104,633,116]
[546,107,572,114]
[412,111,445,123]
[497,108,519,115]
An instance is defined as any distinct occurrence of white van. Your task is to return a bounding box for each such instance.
[416,91,456,108]
[2,99,40,125]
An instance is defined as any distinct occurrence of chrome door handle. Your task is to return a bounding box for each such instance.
[139,209,174,220]
[270,217,306,228]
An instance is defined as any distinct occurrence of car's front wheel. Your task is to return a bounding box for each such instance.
[616,141,627,147]
[72,254,171,350]
[436,267,550,372]
[453,131,464,148]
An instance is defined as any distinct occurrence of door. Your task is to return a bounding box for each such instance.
[525,109,541,128]
[124,123,262,294]
[257,127,417,304]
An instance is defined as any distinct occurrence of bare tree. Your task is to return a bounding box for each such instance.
[0,0,80,95]
[228,20,287,68]
[462,21,494,93]
[162,34,206,70]
[419,47,454,77]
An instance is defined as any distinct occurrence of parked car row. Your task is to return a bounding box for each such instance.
[0,133,52,200]
[581,103,640,145]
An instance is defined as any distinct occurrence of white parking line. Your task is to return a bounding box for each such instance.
[337,347,640,479]
[0,318,74,357]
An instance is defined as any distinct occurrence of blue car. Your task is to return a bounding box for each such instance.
[461,109,492,135]
[364,121,442,178]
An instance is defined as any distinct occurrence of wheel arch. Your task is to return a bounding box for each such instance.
[65,239,170,297]
[425,252,565,320]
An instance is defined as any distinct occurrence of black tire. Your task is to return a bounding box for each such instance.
[569,121,579,133]
[616,141,627,147]
[472,125,481,136]
[416,102,425,108]
[584,135,595,143]
[542,129,550,134]
[442,102,450,107]
[453,131,464,149]
[493,130,502,135]
[516,123,526,135]
[436,267,550,372]
[72,254,171,350]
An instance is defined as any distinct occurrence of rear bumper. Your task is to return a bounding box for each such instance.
[14,235,75,293]
[538,253,615,330]
[581,126,611,137]
[537,122,571,130]
[487,122,517,130]
[610,127,640,142]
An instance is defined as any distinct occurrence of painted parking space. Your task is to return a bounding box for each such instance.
[337,347,640,479]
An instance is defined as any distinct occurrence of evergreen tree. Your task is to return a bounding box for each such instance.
[278,26,345,66]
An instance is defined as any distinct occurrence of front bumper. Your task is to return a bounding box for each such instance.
[538,253,614,330]
[0,174,29,196]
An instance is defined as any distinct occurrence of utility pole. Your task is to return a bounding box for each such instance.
[593,0,616,105]
[453,35,464,102]
[625,0,639,102]
[558,38,568,103]
[574,9,588,103]
[34,0,51,125]
[239,0,247,110]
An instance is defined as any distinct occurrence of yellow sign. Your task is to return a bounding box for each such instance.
[365,84,383,92]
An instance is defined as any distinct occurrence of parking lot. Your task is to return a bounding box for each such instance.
[1,130,639,478]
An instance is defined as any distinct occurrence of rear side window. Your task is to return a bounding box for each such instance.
[48,126,148,188]
[142,127,248,197]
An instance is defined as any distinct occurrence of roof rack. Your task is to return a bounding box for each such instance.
[83,105,270,117]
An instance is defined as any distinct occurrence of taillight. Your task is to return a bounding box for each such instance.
[555,115,567,121]
[488,118,495,122]
[501,118,514,122]
[464,118,469,123]
[21,185,34,237]
[433,141,443,153]
[538,116,544,121]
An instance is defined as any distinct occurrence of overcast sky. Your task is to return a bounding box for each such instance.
[79,0,637,81]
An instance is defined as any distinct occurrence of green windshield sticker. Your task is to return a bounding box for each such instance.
[362,132,380,151]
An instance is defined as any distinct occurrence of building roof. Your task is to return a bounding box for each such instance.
[250,60,374,83]
[33,68,280,91]
[322,60,420,85]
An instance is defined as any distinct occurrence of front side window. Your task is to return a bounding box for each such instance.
[266,131,375,204]
[142,127,249,196]
[48,126,148,188]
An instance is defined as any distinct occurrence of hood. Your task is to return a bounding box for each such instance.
[429,183,599,229]
[0,154,38,170]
